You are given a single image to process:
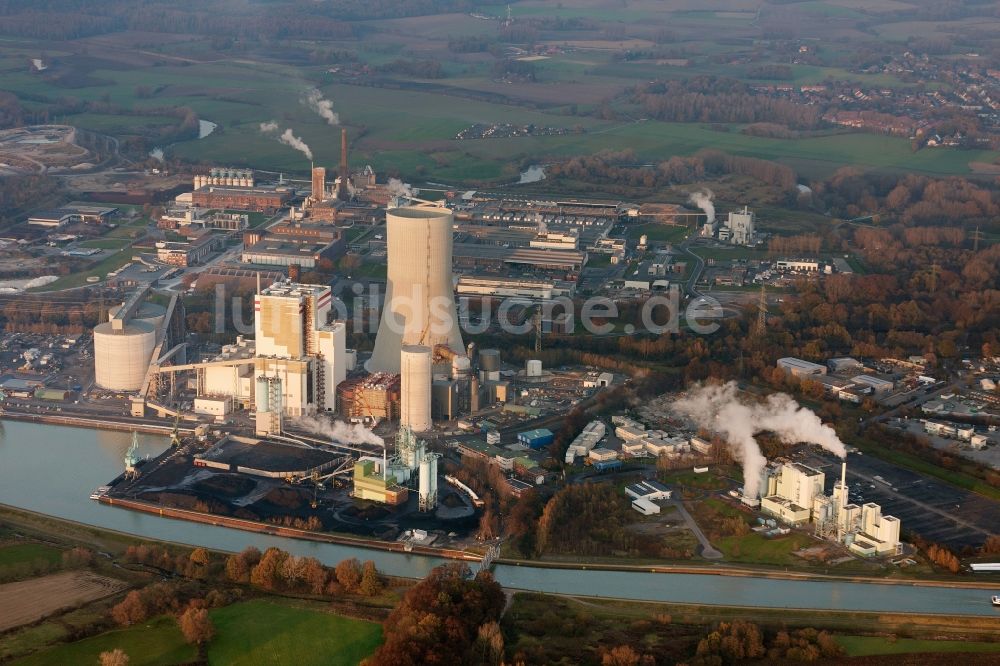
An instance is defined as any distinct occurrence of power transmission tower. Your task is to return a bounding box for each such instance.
[971,225,984,252]
[752,284,767,340]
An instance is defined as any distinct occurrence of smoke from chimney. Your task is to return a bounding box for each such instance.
[302,88,339,126]
[278,128,313,161]
[688,188,715,225]
[387,178,413,199]
[294,414,384,447]
[673,381,846,498]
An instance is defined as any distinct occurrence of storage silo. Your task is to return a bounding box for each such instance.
[400,345,432,431]
[93,320,156,391]
[368,206,464,373]
[478,349,500,372]
[526,359,542,377]
[418,458,431,510]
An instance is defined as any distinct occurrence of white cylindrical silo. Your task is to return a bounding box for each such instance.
[368,206,464,373]
[526,359,542,377]
[419,458,431,507]
[400,345,432,431]
[93,321,156,391]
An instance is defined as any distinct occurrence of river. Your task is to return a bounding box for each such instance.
[0,420,996,616]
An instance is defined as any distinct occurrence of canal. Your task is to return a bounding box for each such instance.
[0,420,996,616]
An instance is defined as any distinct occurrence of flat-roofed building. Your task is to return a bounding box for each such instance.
[850,374,894,396]
[777,357,827,378]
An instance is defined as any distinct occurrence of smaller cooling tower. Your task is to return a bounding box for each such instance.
[400,345,432,431]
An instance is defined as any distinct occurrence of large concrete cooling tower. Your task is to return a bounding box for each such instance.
[368,205,464,373]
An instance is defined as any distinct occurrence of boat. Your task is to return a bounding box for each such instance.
[89,486,111,500]
[992,595,1000,607]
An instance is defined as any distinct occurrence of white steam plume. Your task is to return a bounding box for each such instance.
[302,88,339,126]
[149,148,164,162]
[278,128,313,161]
[688,188,715,225]
[388,178,412,198]
[259,120,279,133]
[673,381,845,498]
[295,415,384,447]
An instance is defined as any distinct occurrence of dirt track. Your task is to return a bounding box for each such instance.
[0,571,126,631]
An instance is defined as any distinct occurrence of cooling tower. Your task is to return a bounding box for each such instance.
[400,345,432,432]
[368,206,464,373]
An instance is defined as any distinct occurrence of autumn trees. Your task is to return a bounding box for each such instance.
[368,564,505,666]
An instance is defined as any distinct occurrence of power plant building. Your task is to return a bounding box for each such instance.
[253,282,347,434]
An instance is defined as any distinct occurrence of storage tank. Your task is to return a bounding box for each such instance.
[640,234,648,246]
[419,458,431,508]
[93,320,156,391]
[368,206,464,373]
[400,345,432,431]
[478,348,500,372]
[526,359,542,377]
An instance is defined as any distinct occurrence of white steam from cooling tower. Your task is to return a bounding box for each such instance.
[673,381,846,498]
[295,414,384,447]
[258,122,313,161]
[688,188,715,225]
[302,88,339,126]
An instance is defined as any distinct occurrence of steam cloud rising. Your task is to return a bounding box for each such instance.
[295,415,384,447]
[302,88,339,126]
[388,178,413,199]
[673,381,846,498]
[279,128,313,161]
[259,120,279,133]
[688,188,715,225]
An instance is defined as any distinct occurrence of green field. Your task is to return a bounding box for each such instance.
[207,600,382,666]
[624,223,691,244]
[0,543,62,568]
[715,532,817,566]
[14,616,195,666]
[14,600,381,666]
[836,636,1000,657]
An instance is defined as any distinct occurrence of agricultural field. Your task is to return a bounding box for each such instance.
[0,571,127,633]
[1,0,997,187]
[13,599,382,666]
[835,635,1000,657]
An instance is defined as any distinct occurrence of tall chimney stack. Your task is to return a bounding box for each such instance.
[338,128,349,201]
